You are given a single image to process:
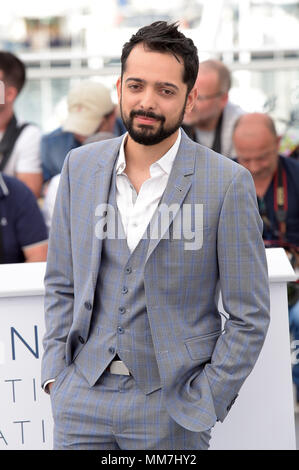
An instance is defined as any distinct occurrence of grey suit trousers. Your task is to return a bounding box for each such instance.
[50,363,211,450]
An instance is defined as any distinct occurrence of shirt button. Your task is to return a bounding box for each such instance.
[122,286,128,294]
[117,326,124,334]
[109,347,115,354]
[84,301,92,310]
[78,336,85,344]
[125,266,132,274]
[118,306,126,314]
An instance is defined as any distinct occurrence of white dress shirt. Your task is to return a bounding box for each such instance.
[116,129,181,252]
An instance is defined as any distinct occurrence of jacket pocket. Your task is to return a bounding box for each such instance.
[184,330,222,361]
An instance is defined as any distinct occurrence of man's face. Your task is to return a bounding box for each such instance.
[184,69,227,127]
[234,127,280,180]
[117,43,196,146]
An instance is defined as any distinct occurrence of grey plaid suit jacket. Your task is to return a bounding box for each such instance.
[41,130,270,432]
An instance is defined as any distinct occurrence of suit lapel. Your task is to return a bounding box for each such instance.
[145,131,196,263]
[90,139,122,290]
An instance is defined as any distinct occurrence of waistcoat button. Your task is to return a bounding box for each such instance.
[122,286,128,294]
[78,336,85,344]
[125,266,132,274]
[84,301,92,310]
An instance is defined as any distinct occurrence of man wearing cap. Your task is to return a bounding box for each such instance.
[41,80,116,183]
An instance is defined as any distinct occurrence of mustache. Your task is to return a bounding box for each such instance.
[130,109,166,123]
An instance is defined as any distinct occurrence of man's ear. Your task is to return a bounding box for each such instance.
[5,85,18,104]
[185,86,198,115]
[220,92,229,110]
[116,77,122,102]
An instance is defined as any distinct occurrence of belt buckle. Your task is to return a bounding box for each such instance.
[109,360,130,376]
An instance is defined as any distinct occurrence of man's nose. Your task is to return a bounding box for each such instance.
[139,88,156,110]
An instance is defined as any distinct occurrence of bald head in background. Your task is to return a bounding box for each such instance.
[233,113,280,198]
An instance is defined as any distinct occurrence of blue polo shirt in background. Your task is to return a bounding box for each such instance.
[0,173,48,263]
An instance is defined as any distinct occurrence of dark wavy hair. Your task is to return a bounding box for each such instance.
[121,21,199,94]
[0,51,26,94]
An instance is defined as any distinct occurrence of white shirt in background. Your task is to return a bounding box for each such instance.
[0,121,42,175]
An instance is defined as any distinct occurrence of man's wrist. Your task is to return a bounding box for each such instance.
[43,379,55,394]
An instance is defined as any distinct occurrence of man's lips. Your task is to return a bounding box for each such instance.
[134,115,159,124]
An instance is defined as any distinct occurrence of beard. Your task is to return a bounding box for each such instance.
[120,97,187,146]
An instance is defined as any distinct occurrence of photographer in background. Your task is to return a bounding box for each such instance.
[233,112,299,404]
[41,80,116,183]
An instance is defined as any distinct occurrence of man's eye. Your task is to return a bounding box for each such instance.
[128,84,141,90]
[161,89,174,95]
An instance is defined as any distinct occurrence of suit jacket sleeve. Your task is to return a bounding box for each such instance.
[41,151,74,387]
[204,166,270,422]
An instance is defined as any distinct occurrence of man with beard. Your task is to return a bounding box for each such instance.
[42,22,270,450]
[183,59,245,159]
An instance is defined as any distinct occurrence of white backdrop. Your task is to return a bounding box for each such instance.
[0,295,53,449]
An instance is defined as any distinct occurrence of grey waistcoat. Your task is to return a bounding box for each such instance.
[74,166,161,394]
